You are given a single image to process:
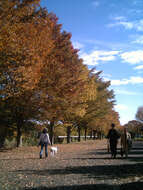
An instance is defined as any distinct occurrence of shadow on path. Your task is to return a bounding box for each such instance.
[0,147,13,152]
[86,140,143,161]
[25,182,143,190]
[14,162,143,180]
[0,157,39,161]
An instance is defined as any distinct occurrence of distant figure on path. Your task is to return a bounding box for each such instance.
[120,127,132,158]
[107,123,120,158]
[38,128,51,159]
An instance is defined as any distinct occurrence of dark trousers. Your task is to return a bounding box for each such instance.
[110,140,117,157]
[40,143,48,157]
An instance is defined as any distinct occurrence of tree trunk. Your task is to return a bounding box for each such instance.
[90,129,93,139]
[98,131,102,140]
[16,121,22,147]
[0,127,7,148]
[49,120,54,145]
[0,136,6,148]
[78,126,81,142]
[93,130,96,139]
[67,126,71,144]
[84,127,87,141]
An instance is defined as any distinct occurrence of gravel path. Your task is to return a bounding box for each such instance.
[0,139,143,190]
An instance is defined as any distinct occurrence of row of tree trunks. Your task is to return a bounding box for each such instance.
[15,121,103,148]
[65,127,98,144]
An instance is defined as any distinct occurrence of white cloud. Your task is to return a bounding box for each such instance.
[103,73,112,78]
[130,76,143,84]
[108,17,143,32]
[111,79,129,86]
[92,69,100,74]
[120,117,131,125]
[81,52,99,66]
[108,21,134,30]
[119,21,134,29]
[134,65,143,70]
[136,19,143,31]
[81,50,119,66]
[111,76,143,86]
[114,104,135,125]
[73,41,84,49]
[84,39,132,51]
[115,104,129,111]
[120,50,143,64]
[101,73,113,82]
[115,89,140,95]
[132,35,143,44]
[113,16,126,21]
[102,73,112,80]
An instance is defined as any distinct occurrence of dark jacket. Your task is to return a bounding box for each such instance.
[107,129,120,141]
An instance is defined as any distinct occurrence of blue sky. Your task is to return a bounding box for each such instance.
[41,0,143,125]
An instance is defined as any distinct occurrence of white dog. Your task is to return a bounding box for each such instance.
[50,146,58,156]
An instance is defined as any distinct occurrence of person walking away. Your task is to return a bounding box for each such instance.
[107,123,120,158]
[38,128,51,159]
[120,127,132,158]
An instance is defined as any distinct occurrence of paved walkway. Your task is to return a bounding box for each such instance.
[0,139,143,190]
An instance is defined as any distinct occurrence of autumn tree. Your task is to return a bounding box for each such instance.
[0,0,90,146]
[80,71,117,139]
[136,106,143,123]
[126,120,143,138]
[74,71,97,141]
[0,99,14,147]
[0,0,120,147]
[100,110,120,136]
[0,0,56,146]
[60,69,97,143]
[37,27,90,144]
[65,70,119,142]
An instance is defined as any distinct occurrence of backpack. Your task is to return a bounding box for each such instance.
[39,133,48,145]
